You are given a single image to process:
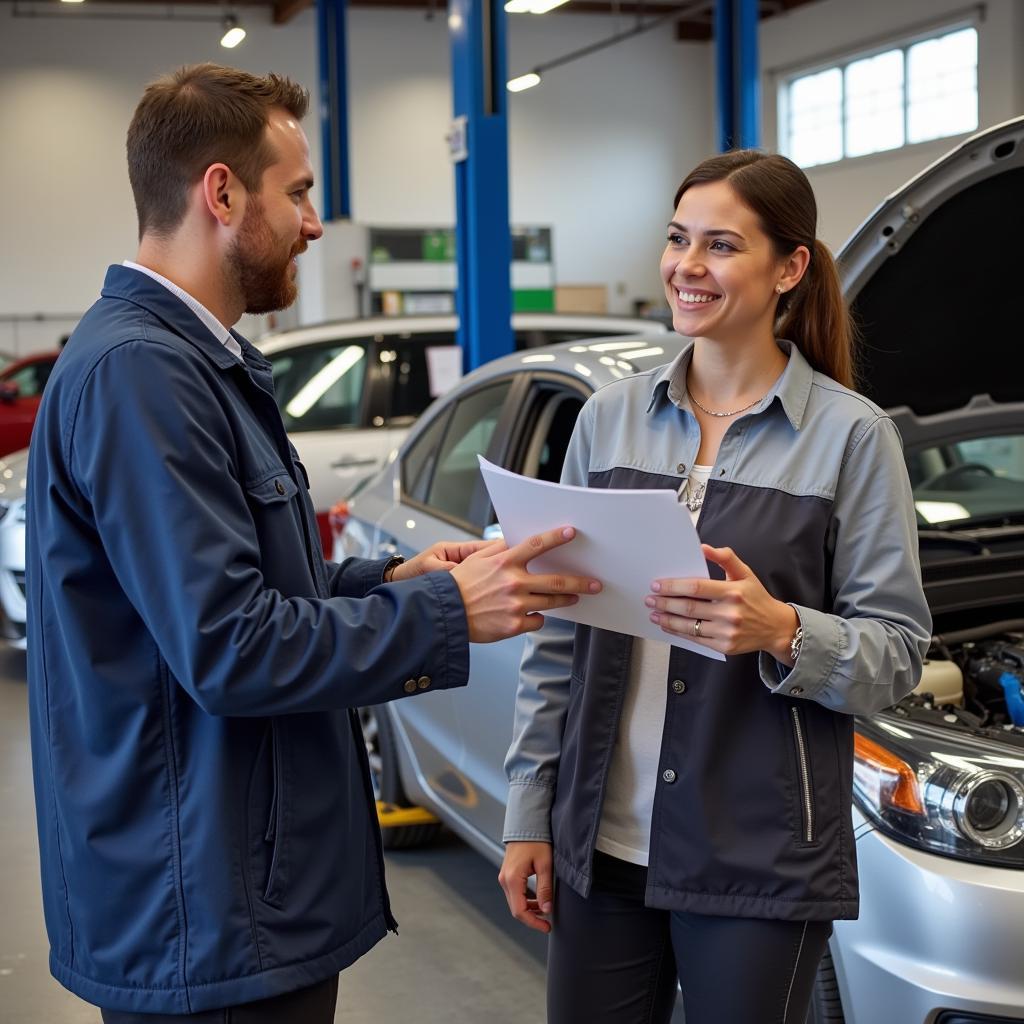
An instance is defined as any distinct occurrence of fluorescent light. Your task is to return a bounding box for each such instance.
[220,16,246,48]
[505,0,569,10]
[507,72,541,93]
[60,0,86,4]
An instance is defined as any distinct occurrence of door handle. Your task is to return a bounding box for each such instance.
[331,456,377,470]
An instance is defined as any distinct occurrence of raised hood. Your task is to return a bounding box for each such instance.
[838,116,1024,427]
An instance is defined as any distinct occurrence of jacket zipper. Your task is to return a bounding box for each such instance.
[263,721,284,900]
[790,707,815,843]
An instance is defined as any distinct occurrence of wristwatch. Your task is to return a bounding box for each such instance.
[789,624,804,663]
[382,554,405,584]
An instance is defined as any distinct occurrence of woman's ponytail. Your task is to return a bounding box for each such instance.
[775,239,857,390]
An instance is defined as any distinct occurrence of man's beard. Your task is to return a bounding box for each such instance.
[227,198,301,315]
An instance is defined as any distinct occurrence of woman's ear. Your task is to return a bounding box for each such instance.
[777,244,811,295]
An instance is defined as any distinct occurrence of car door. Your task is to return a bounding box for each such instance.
[449,373,591,847]
[379,376,525,817]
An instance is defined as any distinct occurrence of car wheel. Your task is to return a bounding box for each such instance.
[359,706,442,850]
[806,948,845,1023]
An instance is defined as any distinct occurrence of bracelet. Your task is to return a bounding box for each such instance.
[382,554,405,584]
[789,625,804,663]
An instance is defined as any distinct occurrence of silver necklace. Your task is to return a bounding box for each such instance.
[687,388,767,418]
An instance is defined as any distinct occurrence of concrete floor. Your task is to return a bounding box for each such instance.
[0,649,553,1024]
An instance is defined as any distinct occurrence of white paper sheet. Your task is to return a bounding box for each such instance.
[479,457,725,659]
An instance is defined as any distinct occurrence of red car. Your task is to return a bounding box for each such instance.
[0,352,60,456]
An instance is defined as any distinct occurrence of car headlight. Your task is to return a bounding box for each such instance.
[853,714,1024,866]
[13,500,25,524]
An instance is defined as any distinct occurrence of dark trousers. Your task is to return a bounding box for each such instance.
[100,975,338,1024]
[548,852,832,1024]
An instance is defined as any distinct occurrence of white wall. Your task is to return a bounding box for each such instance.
[759,0,1024,251]
[0,7,711,354]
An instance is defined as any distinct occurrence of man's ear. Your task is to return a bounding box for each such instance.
[200,163,240,228]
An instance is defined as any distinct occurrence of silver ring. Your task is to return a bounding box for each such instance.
[692,619,703,637]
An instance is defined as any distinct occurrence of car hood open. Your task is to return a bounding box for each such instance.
[838,115,1024,430]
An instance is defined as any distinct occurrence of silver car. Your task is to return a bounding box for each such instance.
[337,116,1024,1023]
[257,312,666,554]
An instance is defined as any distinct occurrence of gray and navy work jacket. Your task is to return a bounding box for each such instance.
[26,266,470,1014]
[504,339,932,922]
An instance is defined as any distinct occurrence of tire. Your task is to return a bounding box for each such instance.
[806,947,846,1024]
[359,706,442,850]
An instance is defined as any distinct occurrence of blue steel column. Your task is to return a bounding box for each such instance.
[450,0,514,372]
[317,0,351,220]
[715,0,760,151]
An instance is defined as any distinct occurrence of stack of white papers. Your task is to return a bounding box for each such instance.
[479,457,724,659]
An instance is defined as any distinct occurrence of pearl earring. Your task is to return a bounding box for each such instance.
[775,284,784,294]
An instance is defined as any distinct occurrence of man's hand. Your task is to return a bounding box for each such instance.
[645,544,798,660]
[450,526,601,644]
[499,841,554,934]
[390,540,493,582]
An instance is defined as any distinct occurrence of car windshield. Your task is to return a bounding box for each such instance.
[909,433,1024,526]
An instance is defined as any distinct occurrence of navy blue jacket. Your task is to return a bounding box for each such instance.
[26,266,471,1013]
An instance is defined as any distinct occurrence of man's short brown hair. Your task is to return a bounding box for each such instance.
[126,63,309,239]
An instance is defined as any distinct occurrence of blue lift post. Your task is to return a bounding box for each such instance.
[449,0,515,372]
[317,0,351,220]
[714,0,761,151]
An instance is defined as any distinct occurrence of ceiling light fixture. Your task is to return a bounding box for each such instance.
[220,14,246,48]
[504,0,570,12]
[60,0,86,5]
[507,71,541,93]
[506,0,707,94]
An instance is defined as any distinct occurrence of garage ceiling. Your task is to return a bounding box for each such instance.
[20,0,823,35]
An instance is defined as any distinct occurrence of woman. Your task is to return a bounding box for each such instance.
[497,151,932,1023]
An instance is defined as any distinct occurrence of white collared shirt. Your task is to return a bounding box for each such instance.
[123,261,243,361]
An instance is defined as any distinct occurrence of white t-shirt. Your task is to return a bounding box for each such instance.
[595,464,712,866]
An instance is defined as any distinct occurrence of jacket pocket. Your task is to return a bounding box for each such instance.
[789,705,817,845]
[246,472,298,506]
[262,720,286,904]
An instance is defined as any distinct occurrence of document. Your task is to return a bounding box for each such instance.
[479,457,725,659]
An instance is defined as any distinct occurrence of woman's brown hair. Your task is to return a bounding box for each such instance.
[673,150,856,389]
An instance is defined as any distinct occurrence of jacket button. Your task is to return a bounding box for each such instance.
[275,480,286,495]
[672,679,686,694]
[676,462,685,473]
[662,769,677,783]
[403,679,417,694]
[417,675,431,690]
[790,686,804,696]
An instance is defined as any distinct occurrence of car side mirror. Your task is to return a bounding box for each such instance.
[0,381,18,403]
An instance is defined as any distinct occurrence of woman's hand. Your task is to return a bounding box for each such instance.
[390,540,494,582]
[646,544,799,662]
[498,841,554,934]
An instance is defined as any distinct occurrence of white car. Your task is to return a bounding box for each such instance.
[256,313,666,553]
[0,447,28,649]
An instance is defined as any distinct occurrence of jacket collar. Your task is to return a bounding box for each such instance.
[646,337,814,430]
[100,264,242,371]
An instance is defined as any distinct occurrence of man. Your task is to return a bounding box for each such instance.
[26,64,598,1023]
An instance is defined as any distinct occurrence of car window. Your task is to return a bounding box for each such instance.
[402,408,451,504]
[5,360,52,397]
[378,332,458,426]
[269,340,370,433]
[912,434,1024,524]
[424,382,512,527]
